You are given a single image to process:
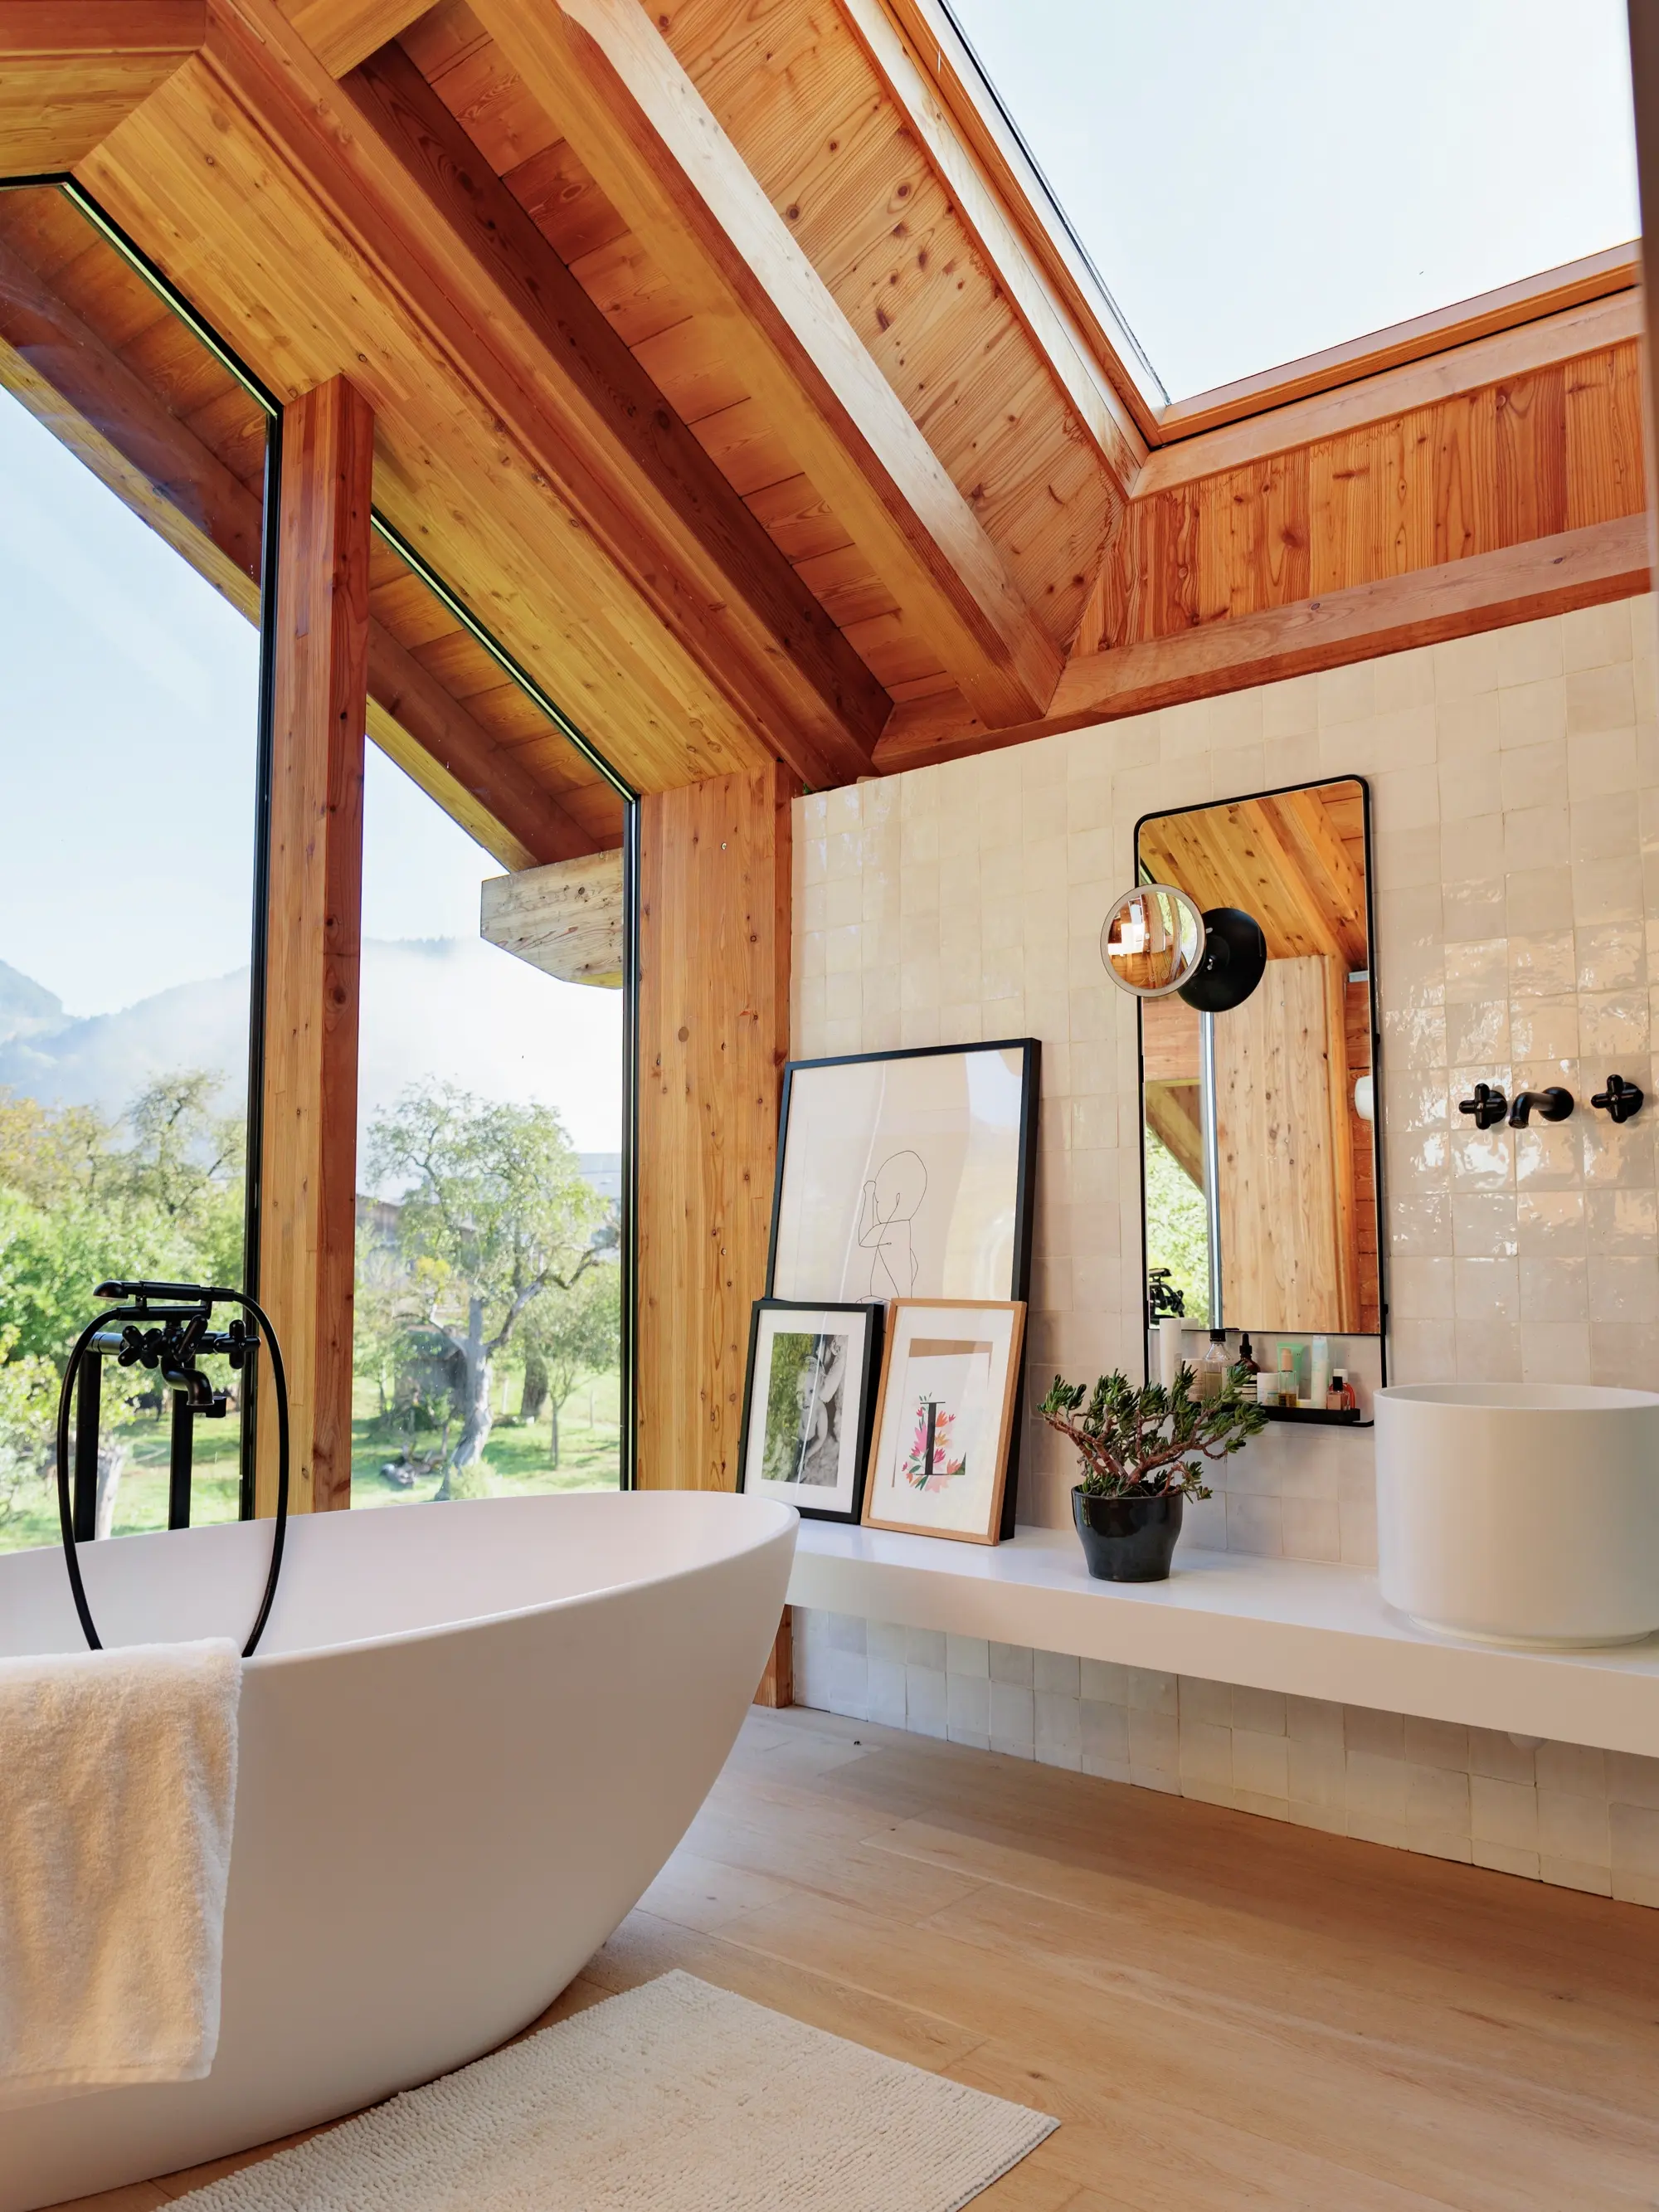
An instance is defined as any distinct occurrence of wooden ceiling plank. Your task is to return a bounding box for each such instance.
[0,0,206,170]
[280,0,428,77]
[469,0,1063,728]
[351,42,887,782]
[875,513,1652,772]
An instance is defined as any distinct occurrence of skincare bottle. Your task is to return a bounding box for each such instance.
[1310,1337,1331,1412]
[1197,1330,1228,1403]
[1278,1346,1297,1406]
[1237,1333,1259,1388]
[1326,1369,1345,1412]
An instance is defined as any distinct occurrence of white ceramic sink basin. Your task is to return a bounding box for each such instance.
[1376,1383,1659,1648]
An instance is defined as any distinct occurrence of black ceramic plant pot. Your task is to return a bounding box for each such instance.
[1073,1487,1184,1582]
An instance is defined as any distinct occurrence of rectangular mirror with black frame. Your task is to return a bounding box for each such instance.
[1133,777,1384,1396]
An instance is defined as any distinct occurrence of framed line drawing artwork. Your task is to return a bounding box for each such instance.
[863,1300,1025,1545]
[737,1299,885,1524]
[766,1040,1039,1308]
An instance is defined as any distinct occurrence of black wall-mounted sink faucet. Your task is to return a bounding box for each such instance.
[1457,1083,1508,1130]
[1592,1074,1644,1123]
[1507,1087,1574,1128]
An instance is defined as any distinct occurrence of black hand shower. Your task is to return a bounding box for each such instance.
[54,1279,290,1658]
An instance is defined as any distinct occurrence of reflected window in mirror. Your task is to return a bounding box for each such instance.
[1134,778,1381,1345]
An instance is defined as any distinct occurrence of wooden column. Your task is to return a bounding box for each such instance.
[257,375,373,1514]
[635,765,796,1489]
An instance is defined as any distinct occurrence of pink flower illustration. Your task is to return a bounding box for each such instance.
[902,1396,965,1489]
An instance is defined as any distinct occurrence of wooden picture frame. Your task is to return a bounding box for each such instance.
[737,1299,885,1524]
[862,1299,1026,1545]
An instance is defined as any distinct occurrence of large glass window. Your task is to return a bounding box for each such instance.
[0,185,271,1550]
[942,0,1639,399]
[350,534,629,1508]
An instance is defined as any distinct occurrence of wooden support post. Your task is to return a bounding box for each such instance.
[754,1608,794,1708]
[257,375,373,1515]
[635,765,795,1490]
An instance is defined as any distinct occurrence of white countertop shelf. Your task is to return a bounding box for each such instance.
[787,1521,1659,1758]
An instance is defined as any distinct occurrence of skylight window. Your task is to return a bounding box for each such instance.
[942,0,1640,403]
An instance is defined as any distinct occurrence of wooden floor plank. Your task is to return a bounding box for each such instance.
[37,1708,1659,2212]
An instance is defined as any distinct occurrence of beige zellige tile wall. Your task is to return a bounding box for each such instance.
[791,598,1659,1906]
[795,594,1659,1557]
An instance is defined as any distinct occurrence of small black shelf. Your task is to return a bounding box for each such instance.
[1257,1403,1372,1428]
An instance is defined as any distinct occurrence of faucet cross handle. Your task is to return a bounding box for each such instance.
[1457,1083,1507,1131]
[1507,1086,1574,1128]
[1591,1074,1644,1124]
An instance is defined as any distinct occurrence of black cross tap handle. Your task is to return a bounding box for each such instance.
[1591,1074,1644,1124]
[1457,1083,1508,1131]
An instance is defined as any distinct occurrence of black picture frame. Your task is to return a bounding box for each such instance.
[763,1038,1039,1537]
[1131,773,1386,1382]
[737,1298,886,1523]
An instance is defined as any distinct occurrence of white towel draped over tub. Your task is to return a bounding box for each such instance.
[0,1639,241,2110]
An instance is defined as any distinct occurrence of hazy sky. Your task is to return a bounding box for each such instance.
[946,0,1641,397]
[0,391,623,1148]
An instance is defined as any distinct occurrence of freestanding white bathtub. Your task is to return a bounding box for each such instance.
[0,1489,796,2212]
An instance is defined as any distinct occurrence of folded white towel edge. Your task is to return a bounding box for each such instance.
[0,2051,218,2111]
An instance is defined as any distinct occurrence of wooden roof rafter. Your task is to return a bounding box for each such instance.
[64,0,907,793]
[465,0,1065,728]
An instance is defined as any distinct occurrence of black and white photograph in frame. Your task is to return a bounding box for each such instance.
[737,1299,884,1524]
[766,1040,1039,1308]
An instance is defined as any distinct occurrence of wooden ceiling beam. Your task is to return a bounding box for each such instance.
[348,44,884,787]
[76,0,878,793]
[1137,292,1645,499]
[834,0,1144,485]
[1159,242,1642,443]
[0,221,596,867]
[0,0,205,170]
[876,513,1652,771]
[469,0,1063,729]
[364,621,600,870]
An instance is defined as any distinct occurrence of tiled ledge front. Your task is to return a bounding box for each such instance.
[791,1606,1659,1908]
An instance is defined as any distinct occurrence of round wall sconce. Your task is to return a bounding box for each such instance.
[1098,884,1205,998]
[1178,906,1267,1013]
[1100,885,1266,1013]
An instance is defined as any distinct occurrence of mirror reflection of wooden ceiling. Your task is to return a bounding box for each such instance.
[0,0,1650,855]
[1139,785,1368,973]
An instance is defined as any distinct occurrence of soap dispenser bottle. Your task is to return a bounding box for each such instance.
[1197,1330,1229,1403]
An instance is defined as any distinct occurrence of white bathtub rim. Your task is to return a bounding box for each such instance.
[7,1491,800,1670]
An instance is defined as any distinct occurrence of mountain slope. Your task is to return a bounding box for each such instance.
[0,938,623,1156]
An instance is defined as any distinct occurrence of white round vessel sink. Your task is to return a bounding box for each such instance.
[1375,1383,1659,1649]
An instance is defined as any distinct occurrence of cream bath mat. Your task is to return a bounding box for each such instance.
[174,1971,1057,2211]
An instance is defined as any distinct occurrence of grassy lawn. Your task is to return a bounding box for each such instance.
[0,1370,622,1553]
[0,1416,243,1553]
[349,1368,621,1509]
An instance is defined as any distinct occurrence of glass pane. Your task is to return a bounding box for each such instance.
[0,186,268,1551]
[353,538,627,1509]
[943,0,1638,399]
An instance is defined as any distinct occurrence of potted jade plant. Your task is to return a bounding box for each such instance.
[1039,1366,1265,1582]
